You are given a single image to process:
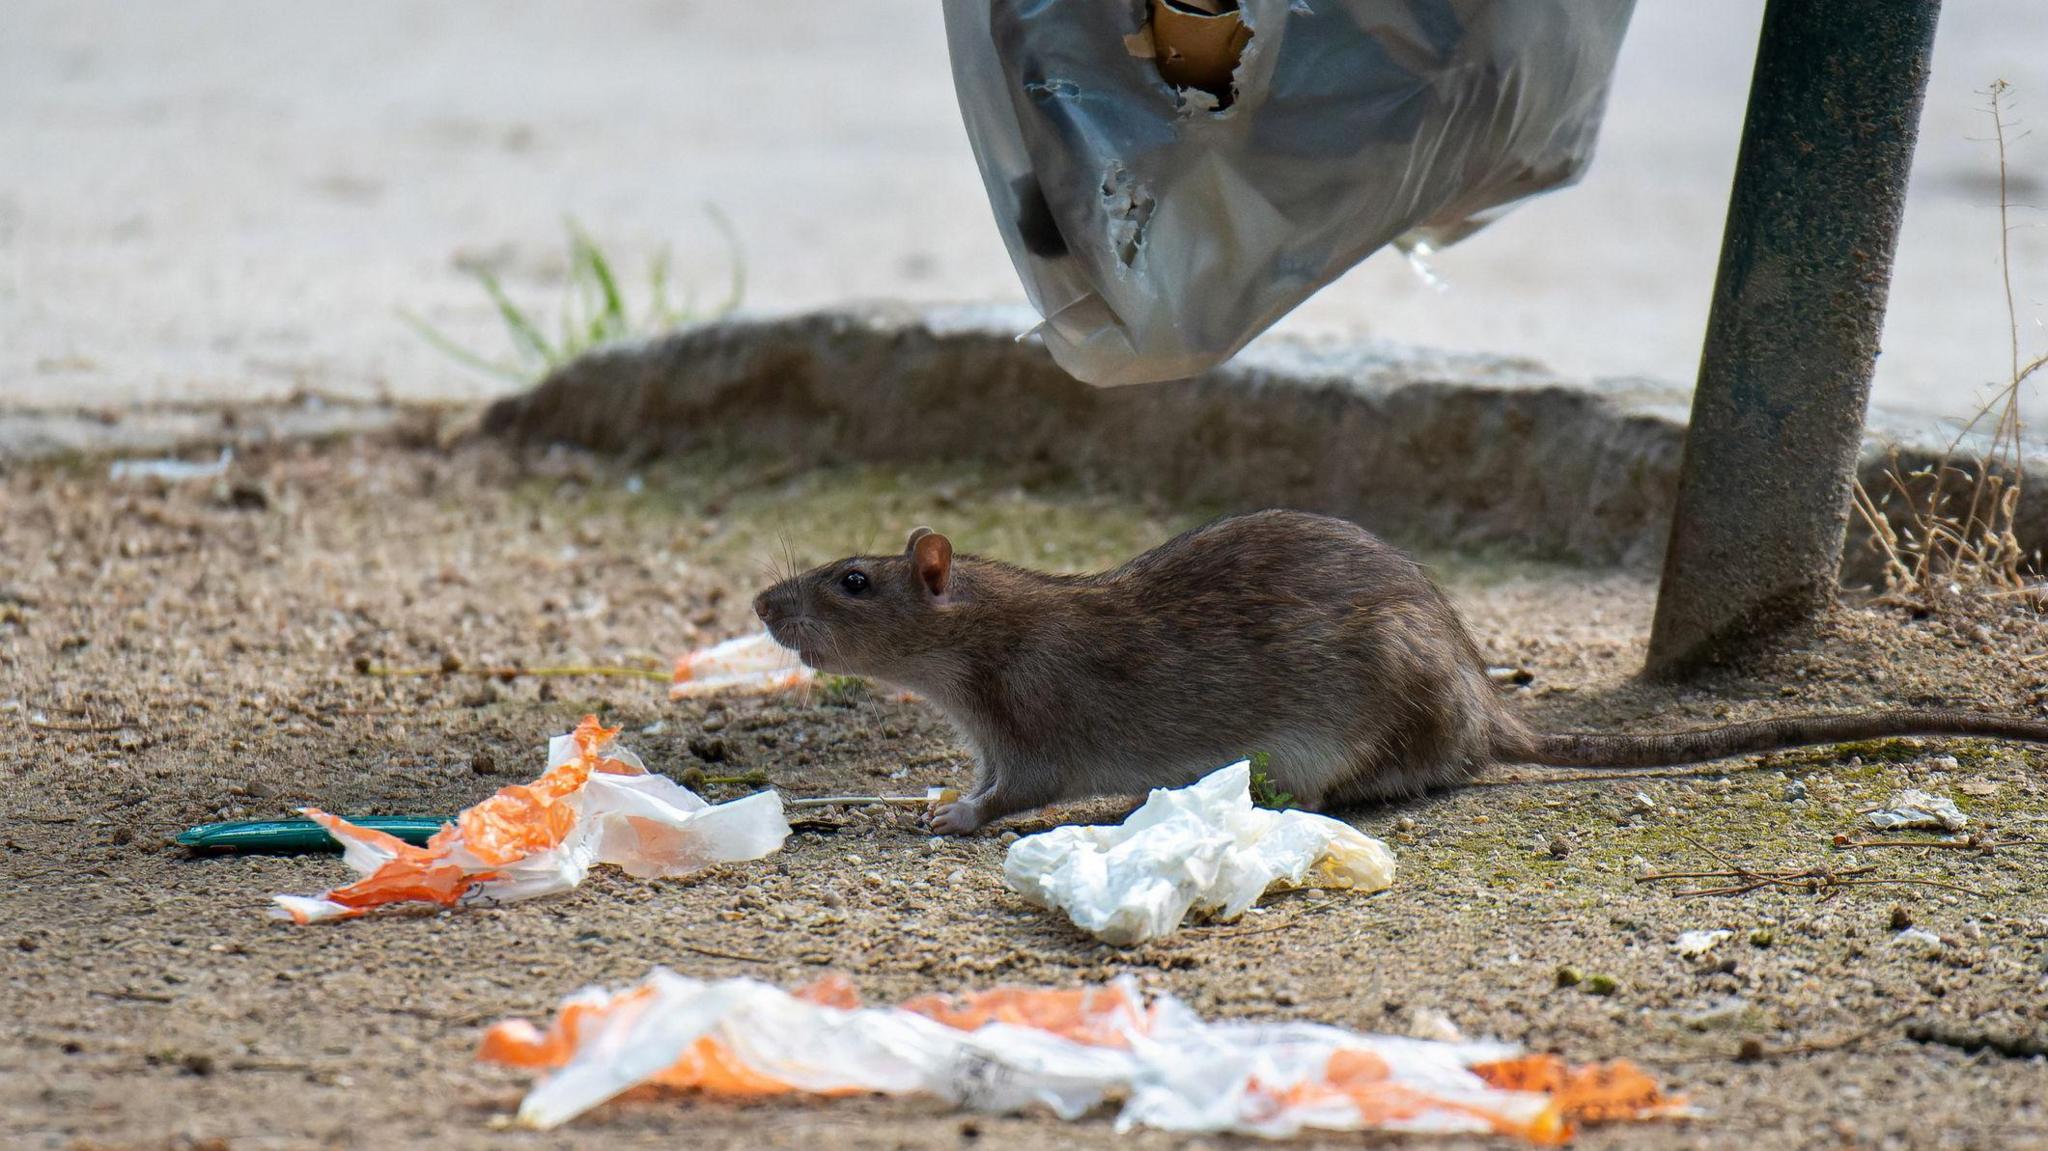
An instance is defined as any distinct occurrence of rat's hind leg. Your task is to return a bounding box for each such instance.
[928,796,991,836]
[929,760,1063,836]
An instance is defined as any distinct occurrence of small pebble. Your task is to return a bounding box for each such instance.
[1406,1008,1461,1042]
[1891,927,1944,955]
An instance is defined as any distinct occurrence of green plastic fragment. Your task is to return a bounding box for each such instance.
[174,816,449,854]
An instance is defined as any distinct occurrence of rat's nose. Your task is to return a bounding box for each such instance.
[752,588,781,626]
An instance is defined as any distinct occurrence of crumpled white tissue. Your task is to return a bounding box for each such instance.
[1002,761,1396,945]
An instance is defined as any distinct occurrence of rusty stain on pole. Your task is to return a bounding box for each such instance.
[1646,0,1942,678]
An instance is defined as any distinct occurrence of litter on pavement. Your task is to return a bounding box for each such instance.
[479,970,1684,1142]
[1002,761,1396,945]
[670,632,813,699]
[1865,789,1968,833]
[273,716,788,923]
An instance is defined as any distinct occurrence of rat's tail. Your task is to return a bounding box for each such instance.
[1495,710,2048,769]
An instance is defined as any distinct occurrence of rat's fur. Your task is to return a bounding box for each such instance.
[754,510,2048,834]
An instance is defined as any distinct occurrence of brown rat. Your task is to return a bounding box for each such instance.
[752,510,2048,835]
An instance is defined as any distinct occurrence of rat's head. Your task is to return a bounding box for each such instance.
[752,527,955,678]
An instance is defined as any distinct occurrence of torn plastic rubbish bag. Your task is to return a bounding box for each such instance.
[273,715,788,923]
[943,0,1635,385]
[1003,760,1395,945]
[480,971,1686,1141]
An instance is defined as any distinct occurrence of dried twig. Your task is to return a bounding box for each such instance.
[1767,1010,1922,1059]
[1648,1006,1928,1066]
[1179,898,1344,941]
[1639,868,1980,900]
[1832,833,2043,853]
[676,942,770,964]
[1907,1021,2048,1060]
[1638,840,1982,900]
[786,794,946,810]
[227,1058,320,1073]
[90,989,175,1005]
[692,772,769,787]
[357,660,669,683]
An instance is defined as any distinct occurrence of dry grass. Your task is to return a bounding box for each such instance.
[1855,80,2047,608]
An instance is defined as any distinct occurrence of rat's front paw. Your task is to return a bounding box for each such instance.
[929,800,984,836]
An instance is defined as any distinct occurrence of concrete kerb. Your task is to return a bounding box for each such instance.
[482,305,2048,584]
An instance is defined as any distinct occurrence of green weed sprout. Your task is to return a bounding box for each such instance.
[1246,750,1295,810]
[403,210,744,383]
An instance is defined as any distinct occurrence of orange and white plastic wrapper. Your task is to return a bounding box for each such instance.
[670,632,813,699]
[671,632,921,704]
[480,971,1687,1141]
[273,716,789,924]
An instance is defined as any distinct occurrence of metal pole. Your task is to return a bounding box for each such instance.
[1645,0,1942,678]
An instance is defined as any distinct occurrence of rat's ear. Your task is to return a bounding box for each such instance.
[912,531,952,597]
[905,526,934,556]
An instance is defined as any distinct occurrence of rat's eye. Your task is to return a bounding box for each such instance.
[838,570,870,595]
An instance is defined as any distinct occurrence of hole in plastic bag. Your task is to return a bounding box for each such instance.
[1102,165,1155,267]
[1148,0,1251,109]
